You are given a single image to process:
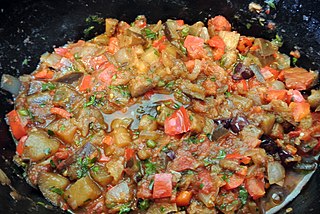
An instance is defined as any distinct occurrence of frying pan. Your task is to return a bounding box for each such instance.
[0,0,319,213]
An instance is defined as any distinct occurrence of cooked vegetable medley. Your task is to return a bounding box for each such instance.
[5,15,320,213]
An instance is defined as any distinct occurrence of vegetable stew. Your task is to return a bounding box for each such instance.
[4,15,320,213]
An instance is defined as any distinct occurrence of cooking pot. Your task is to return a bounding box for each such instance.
[0,0,319,213]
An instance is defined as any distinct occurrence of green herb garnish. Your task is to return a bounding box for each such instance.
[265,0,276,9]
[272,34,283,47]
[145,160,156,175]
[119,204,131,214]
[84,95,96,107]
[83,26,95,36]
[216,150,226,159]
[146,139,157,148]
[144,28,157,39]
[239,186,248,206]
[49,186,64,195]
[138,199,150,210]
[85,15,104,24]
[41,82,56,91]
[181,27,189,37]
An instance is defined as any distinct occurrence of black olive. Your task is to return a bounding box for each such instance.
[214,118,231,129]
[241,67,254,79]
[232,63,254,80]
[260,135,279,155]
[230,116,249,133]
[278,149,294,165]
[166,150,176,160]
[232,72,243,80]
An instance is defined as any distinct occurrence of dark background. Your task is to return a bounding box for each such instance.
[0,0,319,213]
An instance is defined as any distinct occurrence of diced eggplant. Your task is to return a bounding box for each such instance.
[308,89,320,108]
[164,20,179,41]
[177,79,206,100]
[54,72,83,84]
[259,113,276,135]
[46,118,77,145]
[22,130,60,162]
[188,21,204,37]
[141,47,160,65]
[105,18,118,37]
[129,76,154,97]
[64,176,101,210]
[139,114,158,131]
[106,158,124,184]
[90,164,113,186]
[74,106,106,136]
[114,48,134,65]
[53,85,82,110]
[112,127,131,147]
[253,38,277,57]
[110,118,133,130]
[218,31,240,51]
[38,172,70,207]
[105,181,133,206]
[1,74,22,96]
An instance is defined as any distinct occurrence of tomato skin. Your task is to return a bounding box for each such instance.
[153,173,173,199]
[207,15,232,31]
[164,106,191,135]
[79,75,92,92]
[176,191,192,206]
[7,110,27,140]
[50,107,72,119]
[224,174,245,190]
[245,177,265,200]
[16,135,27,156]
[226,153,251,164]
[289,102,310,122]
[183,35,205,59]
[125,148,135,161]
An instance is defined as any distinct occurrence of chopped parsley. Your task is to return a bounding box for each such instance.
[119,204,131,214]
[49,186,64,195]
[146,139,157,148]
[144,160,156,175]
[85,15,104,24]
[22,58,30,66]
[272,34,283,47]
[292,57,298,65]
[199,183,204,189]
[47,129,55,136]
[165,81,175,89]
[265,0,276,9]
[41,82,56,91]
[50,160,56,168]
[83,26,95,36]
[144,28,157,39]
[76,156,97,178]
[216,150,226,159]
[109,85,131,98]
[18,109,29,116]
[181,27,189,37]
[84,95,96,107]
[225,91,231,98]
[138,199,150,210]
[239,186,248,205]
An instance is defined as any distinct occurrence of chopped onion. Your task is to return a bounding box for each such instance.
[267,161,285,185]
[198,192,215,208]
[1,74,22,96]
[250,64,265,83]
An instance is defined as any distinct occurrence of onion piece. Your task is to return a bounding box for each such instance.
[1,74,22,96]
[250,64,265,83]
[267,161,285,185]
